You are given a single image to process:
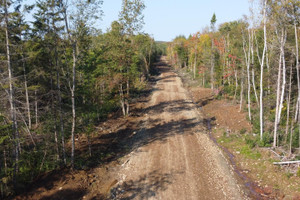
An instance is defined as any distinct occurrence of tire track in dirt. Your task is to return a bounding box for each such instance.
[110,61,247,199]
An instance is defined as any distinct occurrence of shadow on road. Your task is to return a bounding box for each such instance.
[110,170,182,200]
[39,189,86,200]
[17,59,200,200]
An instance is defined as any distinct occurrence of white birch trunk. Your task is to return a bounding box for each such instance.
[120,84,126,116]
[71,44,76,168]
[35,90,38,126]
[194,47,197,80]
[251,69,259,105]
[22,52,31,130]
[274,29,287,148]
[285,66,292,143]
[243,29,252,121]
[259,0,267,140]
[293,22,300,148]
[4,0,19,177]
[234,69,238,100]
[240,70,244,112]
[62,1,77,168]
[211,39,214,89]
[274,47,282,147]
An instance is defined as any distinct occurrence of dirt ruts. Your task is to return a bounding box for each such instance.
[109,61,248,199]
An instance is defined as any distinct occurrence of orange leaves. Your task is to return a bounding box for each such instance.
[214,38,226,54]
[198,66,206,74]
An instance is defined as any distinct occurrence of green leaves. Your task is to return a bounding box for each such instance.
[119,0,145,35]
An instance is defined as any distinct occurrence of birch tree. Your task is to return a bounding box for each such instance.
[59,0,102,168]
[272,0,288,147]
[119,0,145,115]
[2,0,20,182]
[259,0,267,141]
[210,13,217,89]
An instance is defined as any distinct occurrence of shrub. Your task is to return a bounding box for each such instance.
[297,168,300,177]
[240,128,247,134]
[245,135,258,148]
[257,132,273,147]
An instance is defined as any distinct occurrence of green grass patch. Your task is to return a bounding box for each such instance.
[217,133,262,160]
[217,136,232,144]
[239,145,261,159]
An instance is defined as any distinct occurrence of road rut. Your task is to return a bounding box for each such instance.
[111,62,246,200]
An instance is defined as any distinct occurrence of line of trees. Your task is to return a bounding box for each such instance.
[167,0,299,153]
[0,0,163,197]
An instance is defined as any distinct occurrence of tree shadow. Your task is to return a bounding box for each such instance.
[154,74,178,82]
[40,188,86,200]
[109,170,181,200]
[17,58,201,199]
[195,96,215,107]
[73,59,201,168]
[75,98,199,169]
[132,99,194,114]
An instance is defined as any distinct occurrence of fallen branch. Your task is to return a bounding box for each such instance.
[269,149,281,158]
[273,160,300,165]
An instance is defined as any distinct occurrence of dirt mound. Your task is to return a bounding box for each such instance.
[190,87,252,133]
[15,94,151,200]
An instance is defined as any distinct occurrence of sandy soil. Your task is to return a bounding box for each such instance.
[109,62,247,199]
[189,87,252,133]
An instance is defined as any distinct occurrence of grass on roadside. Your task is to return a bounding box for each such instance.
[215,129,300,198]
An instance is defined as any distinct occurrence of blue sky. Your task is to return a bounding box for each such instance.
[24,0,250,41]
[101,0,250,41]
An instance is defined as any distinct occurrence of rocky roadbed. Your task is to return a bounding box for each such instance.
[107,62,248,199]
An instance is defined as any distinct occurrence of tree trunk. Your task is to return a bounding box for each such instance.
[274,45,282,147]
[251,68,259,105]
[243,29,252,121]
[211,39,214,89]
[50,68,59,161]
[147,40,153,74]
[126,78,129,115]
[22,54,31,129]
[3,148,7,175]
[71,43,76,169]
[120,84,126,116]
[239,72,244,112]
[4,0,19,180]
[143,56,149,75]
[57,71,66,164]
[290,98,296,156]
[234,69,238,100]
[194,49,197,80]
[293,21,300,148]
[285,66,292,143]
[290,117,294,156]
[55,41,66,165]
[88,134,92,157]
[34,89,39,127]
[259,0,267,141]
[274,29,287,148]
[62,0,77,168]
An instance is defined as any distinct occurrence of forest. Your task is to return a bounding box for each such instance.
[0,0,165,197]
[2,0,300,198]
[167,0,300,154]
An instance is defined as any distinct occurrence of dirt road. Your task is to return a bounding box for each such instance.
[110,61,247,199]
